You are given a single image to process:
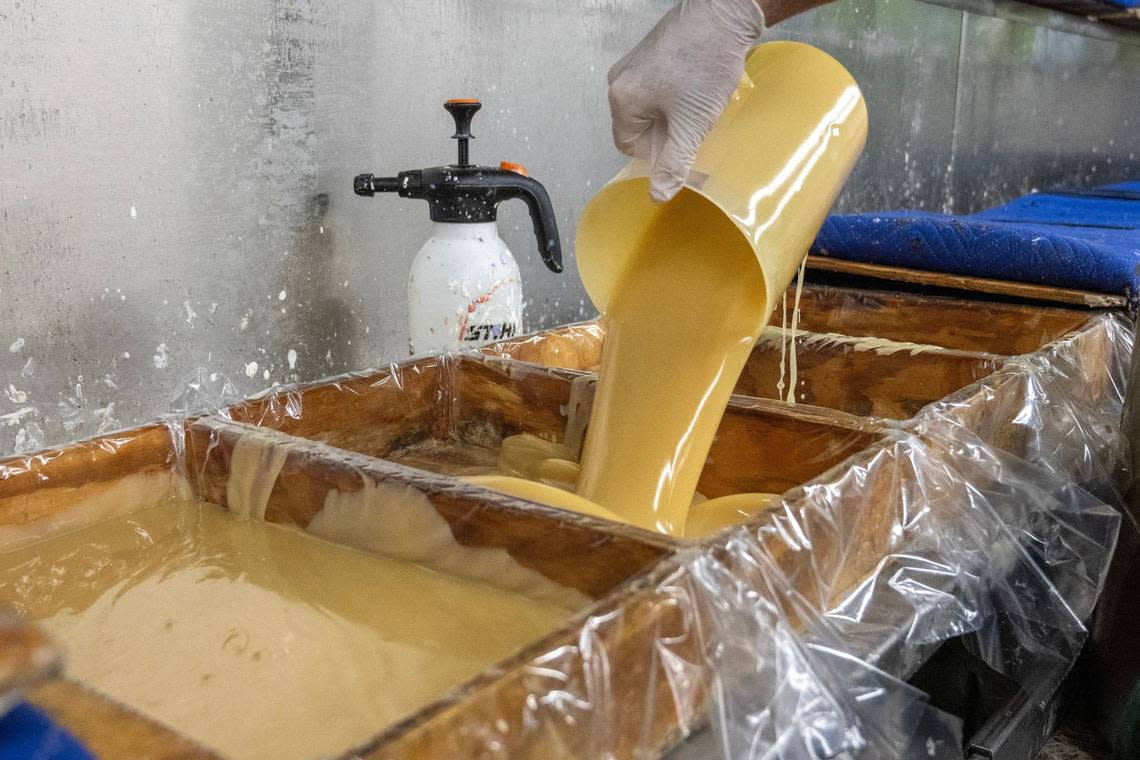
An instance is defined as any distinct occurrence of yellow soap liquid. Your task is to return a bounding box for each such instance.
[1,501,572,760]
[683,493,779,539]
[576,198,766,535]
[465,475,625,523]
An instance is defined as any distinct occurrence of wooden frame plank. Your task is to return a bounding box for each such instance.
[226,356,447,456]
[219,355,885,501]
[482,283,1098,368]
[186,417,673,600]
[806,255,1127,309]
[483,322,1005,421]
[740,332,1005,419]
[30,680,222,760]
[785,284,1094,355]
[0,424,183,549]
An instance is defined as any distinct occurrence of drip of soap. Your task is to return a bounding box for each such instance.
[226,428,289,520]
[784,259,807,404]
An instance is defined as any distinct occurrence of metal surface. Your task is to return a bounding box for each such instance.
[967,687,1060,759]
[770,0,966,212]
[666,633,1066,760]
[926,0,1140,41]
[0,0,660,451]
[1,0,1138,453]
[949,12,1140,211]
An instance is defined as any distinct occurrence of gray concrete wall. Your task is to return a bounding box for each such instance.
[1,0,1138,453]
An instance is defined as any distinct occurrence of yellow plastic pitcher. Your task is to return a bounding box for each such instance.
[573,41,867,534]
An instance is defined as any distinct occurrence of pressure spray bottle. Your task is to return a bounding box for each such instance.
[354,99,562,354]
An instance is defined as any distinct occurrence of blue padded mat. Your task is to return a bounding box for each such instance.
[1102,181,1140,195]
[0,703,94,760]
[976,193,1140,228]
[811,182,1140,301]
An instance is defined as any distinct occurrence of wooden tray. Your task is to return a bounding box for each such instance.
[481,284,1106,421]
[0,281,1118,759]
[223,355,883,503]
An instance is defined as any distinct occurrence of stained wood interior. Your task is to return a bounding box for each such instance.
[185,417,672,599]
[482,322,605,374]
[0,425,178,523]
[0,424,185,553]
[225,356,447,456]
[738,336,1004,419]
[225,355,883,501]
[482,285,1094,378]
[700,397,882,496]
[784,283,1095,355]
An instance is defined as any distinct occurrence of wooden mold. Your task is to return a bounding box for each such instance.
[0,426,220,757]
[787,282,1097,354]
[482,284,1095,364]
[2,415,678,760]
[481,283,1101,419]
[224,354,885,502]
[0,280,1123,760]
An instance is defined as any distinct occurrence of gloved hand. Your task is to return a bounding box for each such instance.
[608,0,765,203]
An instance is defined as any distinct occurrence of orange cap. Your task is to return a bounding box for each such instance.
[446,98,481,105]
[500,161,529,177]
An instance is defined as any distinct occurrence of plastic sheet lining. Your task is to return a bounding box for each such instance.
[0,308,1129,759]
[680,312,1129,758]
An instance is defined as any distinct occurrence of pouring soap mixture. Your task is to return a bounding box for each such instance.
[469,42,867,537]
[574,196,766,533]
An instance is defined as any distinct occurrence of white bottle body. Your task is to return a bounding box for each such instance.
[407,221,523,355]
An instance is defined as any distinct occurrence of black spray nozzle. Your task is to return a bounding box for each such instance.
[353,100,563,274]
[444,99,481,166]
[353,173,401,196]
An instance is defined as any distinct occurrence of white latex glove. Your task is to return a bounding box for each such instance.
[608,0,765,203]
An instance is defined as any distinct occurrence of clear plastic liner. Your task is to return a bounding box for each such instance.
[370,319,1126,755]
[913,313,1132,509]
[682,314,1129,757]
[0,310,1128,759]
[481,321,605,373]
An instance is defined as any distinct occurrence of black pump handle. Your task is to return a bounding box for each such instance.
[486,171,563,273]
[444,99,481,166]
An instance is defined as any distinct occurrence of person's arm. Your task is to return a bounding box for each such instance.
[761,0,834,25]
[608,0,834,203]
